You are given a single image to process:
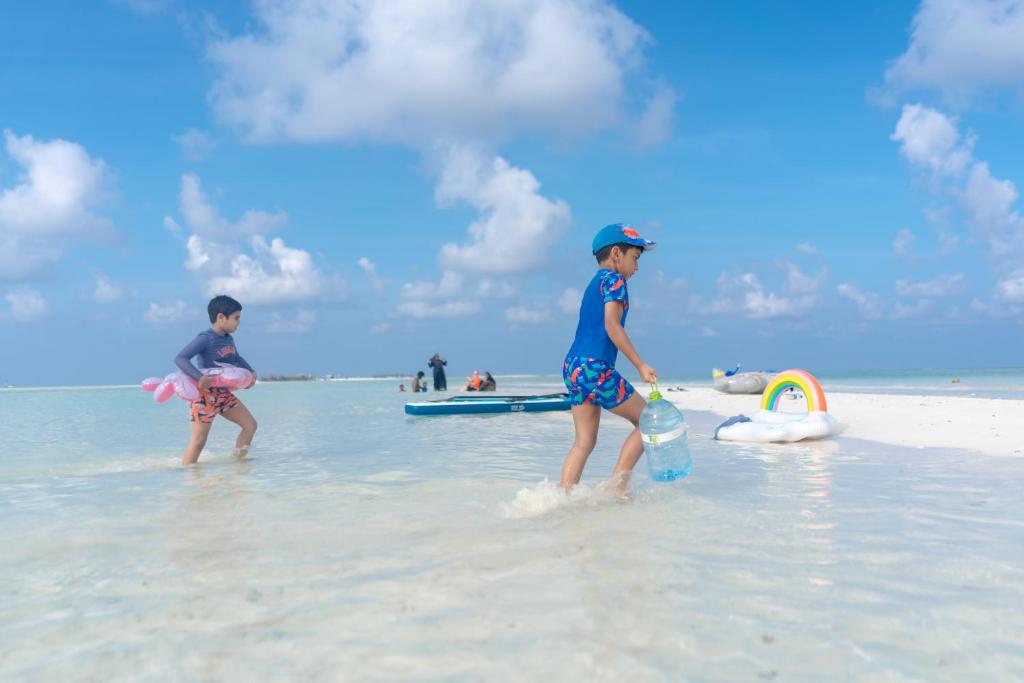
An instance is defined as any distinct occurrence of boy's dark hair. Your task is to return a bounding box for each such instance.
[595,242,643,264]
[208,295,242,323]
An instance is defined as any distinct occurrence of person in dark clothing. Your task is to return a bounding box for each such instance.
[428,353,447,391]
[479,372,496,392]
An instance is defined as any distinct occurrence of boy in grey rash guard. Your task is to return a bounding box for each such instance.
[174,295,258,465]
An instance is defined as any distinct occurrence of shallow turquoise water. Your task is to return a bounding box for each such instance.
[1,380,1023,681]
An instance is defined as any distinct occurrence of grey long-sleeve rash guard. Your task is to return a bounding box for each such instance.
[174,329,255,381]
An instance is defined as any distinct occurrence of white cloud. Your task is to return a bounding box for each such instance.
[370,322,390,334]
[396,299,480,319]
[697,263,822,319]
[179,173,286,241]
[266,309,316,333]
[400,270,465,301]
[505,305,549,324]
[4,288,47,322]
[207,236,341,305]
[885,0,1024,103]
[172,173,343,305]
[632,80,677,148]
[174,128,218,162]
[895,273,965,297]
[962,161,1024,256]
[893,228,916,258]
[837,282,932,320]
[891,104,973,177]
[0,130,114,279]
[700,325,717,337]
[207,0,670,145]
[94,274,123,303]
[891,105,1024,300]
[357,256,386,295]
[558,287,582,314]
[436,145,571,274]
[145,300,188,326]
[783,262,827,295]
[996,271,1024,303]
[795,242,817,255]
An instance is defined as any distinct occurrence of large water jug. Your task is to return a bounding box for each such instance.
[639,385,692,481]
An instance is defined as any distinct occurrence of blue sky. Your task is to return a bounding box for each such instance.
[1,0,1023,385]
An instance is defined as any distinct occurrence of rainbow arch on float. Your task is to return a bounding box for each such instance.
[760,369,828,413]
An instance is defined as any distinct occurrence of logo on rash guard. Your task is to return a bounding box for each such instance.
[217,346,235,358]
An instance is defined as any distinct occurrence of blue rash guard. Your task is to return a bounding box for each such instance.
[174,329,254,381]
[565,268,629,365]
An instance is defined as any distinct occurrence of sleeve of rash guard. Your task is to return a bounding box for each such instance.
[234,353,255,374]
[174,334,208,381]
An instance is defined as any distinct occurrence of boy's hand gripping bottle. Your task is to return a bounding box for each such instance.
[639,382,692,481]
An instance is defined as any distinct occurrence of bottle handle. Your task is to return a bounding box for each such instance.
[648,379,662,402]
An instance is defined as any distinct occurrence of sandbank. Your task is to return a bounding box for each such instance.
[666,386,1023,457]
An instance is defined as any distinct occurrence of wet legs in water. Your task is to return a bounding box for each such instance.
[560,392,646,495]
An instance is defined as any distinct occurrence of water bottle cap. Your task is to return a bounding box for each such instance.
[648,381,662,402]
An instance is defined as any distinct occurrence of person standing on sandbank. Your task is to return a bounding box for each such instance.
[428,353,447,391]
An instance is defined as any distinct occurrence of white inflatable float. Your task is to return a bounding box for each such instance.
[714,369,838,443]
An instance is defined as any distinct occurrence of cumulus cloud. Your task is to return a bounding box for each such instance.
[837,282,932,320]
[558,287,582,314]
[436,145,571,274]
[891,104,973,177]
[179,173,286,241]
[891,104,1024,288]
[397,270,478,318]
[397,299,480,319]
[894,272,965,297]
[884,0,1024,103]
[893,228,916,258]
[206,236,339,305]
[696,262,823,320]
[174,128,218,162]
[145,300,188,326]
[4,288,47,322]
[266,309,316,333]
[795,242,817,255]
[996,271,1024,303]
[93,274,123,303]
[207,0,671,145]
[0,130,114,279]
[170,173,343,305]
[357,256,386,295]
[505,305,550,324]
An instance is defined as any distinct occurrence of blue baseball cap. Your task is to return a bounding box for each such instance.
[592,223,657,254]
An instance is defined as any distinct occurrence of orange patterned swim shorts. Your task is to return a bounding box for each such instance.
[189,387,240,423]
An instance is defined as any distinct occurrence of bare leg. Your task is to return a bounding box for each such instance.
[182,420,213,466]
[560,403,601,491]
[605,392,647,495]
[222,401,257,458]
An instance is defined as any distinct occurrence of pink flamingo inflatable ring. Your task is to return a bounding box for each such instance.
[140,366,254,403]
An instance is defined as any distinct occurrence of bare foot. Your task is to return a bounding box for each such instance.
[233,445,250,459]
[602,473,632,500]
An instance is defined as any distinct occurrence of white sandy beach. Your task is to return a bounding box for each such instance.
[667,386,1024,457]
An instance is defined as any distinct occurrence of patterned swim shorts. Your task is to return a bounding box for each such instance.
[190,387,240,423]
[562,357,635,409]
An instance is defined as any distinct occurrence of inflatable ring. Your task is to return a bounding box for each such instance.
[140,367,254,403]
[715,369,838,443]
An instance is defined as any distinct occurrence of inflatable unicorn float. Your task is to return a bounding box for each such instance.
[714,369,839,443]
[140,366,254,403]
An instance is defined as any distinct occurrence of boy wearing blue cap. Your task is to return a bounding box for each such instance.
[560,223,658,494]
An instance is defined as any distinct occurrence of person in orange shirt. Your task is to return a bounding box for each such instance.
[465,369,482,391]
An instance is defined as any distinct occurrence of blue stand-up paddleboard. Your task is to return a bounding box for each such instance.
[405,393,571,416]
